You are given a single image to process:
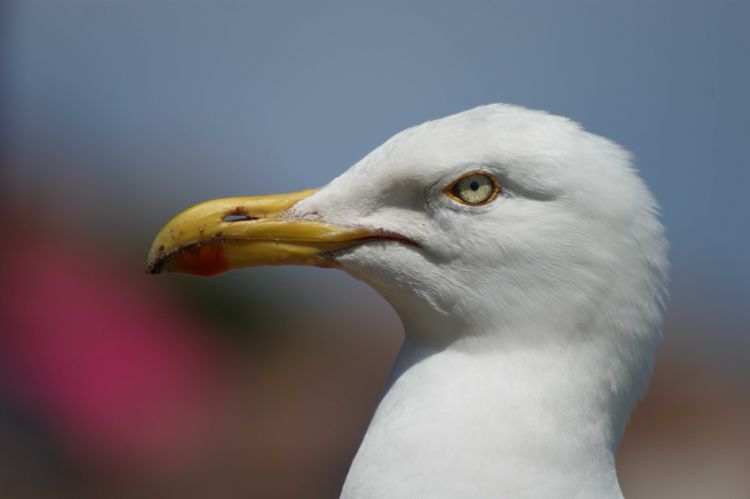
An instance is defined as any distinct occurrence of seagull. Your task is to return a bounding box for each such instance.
[146,104,668,498]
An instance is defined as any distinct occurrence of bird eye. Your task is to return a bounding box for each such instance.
[444,172,500,206]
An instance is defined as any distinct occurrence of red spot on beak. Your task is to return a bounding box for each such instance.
[170,243,229,276]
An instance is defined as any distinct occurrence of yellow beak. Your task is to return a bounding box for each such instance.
[146,189,382,276]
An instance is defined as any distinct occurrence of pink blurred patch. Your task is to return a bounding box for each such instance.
[0,236,229,470]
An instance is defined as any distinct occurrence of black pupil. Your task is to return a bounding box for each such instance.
[470,180,480,191]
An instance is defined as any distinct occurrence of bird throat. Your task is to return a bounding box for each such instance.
[341,335,626,498]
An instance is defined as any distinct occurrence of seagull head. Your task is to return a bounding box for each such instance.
[148,103,666,350]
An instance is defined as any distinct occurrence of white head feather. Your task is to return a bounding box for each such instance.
[291,103,668,498]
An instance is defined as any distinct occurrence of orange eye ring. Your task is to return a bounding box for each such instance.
[443,170,501,206]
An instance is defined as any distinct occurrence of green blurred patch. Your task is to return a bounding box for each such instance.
[166,270,306,351]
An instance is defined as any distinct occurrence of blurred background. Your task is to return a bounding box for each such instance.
[2,1,749,497]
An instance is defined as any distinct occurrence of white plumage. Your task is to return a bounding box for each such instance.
[288,104,669,498]
[149,102,668,498]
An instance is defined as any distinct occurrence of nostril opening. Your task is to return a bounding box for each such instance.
[223,212,257,223]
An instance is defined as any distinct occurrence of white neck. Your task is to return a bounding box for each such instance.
[341,331,629,499]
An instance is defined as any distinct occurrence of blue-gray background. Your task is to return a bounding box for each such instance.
[3,1,749,498]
